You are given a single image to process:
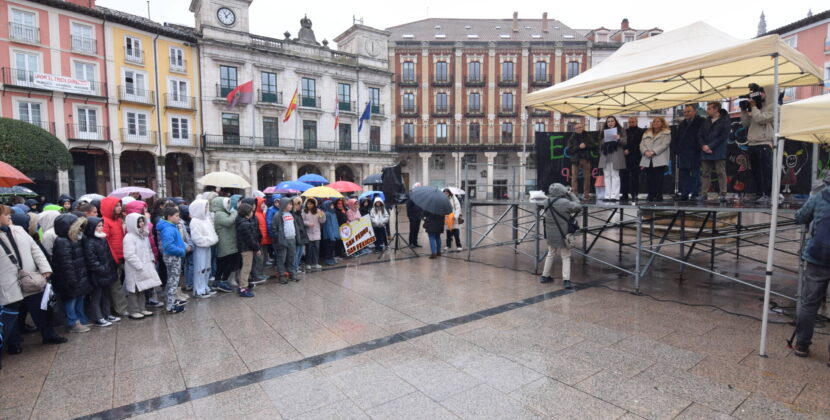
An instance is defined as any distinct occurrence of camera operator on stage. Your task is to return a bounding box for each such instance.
[739,83,775,204]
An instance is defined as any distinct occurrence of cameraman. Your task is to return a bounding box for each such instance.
[739,84,775,204]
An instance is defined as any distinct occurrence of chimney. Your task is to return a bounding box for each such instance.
[542,12,549,33]
[621,18,630,30]
[512,12,519,32]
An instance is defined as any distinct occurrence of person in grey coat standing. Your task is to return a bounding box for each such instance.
[539,183,582,289]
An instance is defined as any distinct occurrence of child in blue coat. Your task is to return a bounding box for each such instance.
[156,207,187,314]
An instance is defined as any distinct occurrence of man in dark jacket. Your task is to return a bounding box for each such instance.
[406,185,423,248]
[621,117,644,201]
[698,102,730,202]
[269,197,301,283]
[674,105,705,201]
[566,122,596,200]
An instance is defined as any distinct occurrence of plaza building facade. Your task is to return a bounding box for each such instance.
[387,14,662,198]
[188,0,394,191]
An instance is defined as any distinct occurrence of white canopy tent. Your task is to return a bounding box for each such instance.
[527,21,823,357]
[780,93,830,145]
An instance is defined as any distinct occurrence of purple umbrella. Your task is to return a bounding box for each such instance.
[109,186,156,199]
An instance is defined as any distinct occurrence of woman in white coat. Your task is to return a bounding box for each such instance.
[188,199,218,298]
[122,213,162,319]
[443,189,463,252]
[639,116,672,202]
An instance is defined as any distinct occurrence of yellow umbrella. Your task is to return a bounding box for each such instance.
[301,186,343,198]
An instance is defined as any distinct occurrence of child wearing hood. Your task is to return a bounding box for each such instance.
[38,210,61,256]
[156,207,187,314]
[269,197,300,283]
[291,197,309,274]
[346,199,361,222]
[122,213,162,319]
[369,197,390,252]
[82,217,120,326]
[188,199,218,298]
[359,198,372,217]
[320,200,338,266]
[100,197,129,318]
[235,203,259,297]
[302,198,325,270]
[51,214,93,332]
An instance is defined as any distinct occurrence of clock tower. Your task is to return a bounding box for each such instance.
[189,0,252,33]
[333,24,390,63]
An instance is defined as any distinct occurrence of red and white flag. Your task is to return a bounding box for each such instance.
[334,94,340,130]
[226,80,253,108]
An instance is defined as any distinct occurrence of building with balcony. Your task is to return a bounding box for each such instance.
[189,0,394,191]
[388,14,661,198]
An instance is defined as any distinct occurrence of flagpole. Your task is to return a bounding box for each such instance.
[295,83,300,154]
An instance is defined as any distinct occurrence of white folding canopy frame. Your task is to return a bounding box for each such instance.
[527,21,823,357]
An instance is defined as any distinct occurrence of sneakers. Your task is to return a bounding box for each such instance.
[695,194,707,202]
[456,246,463,252]
[238,288,255,298]
[793,341,810,357]
[539,276,553,284]
[215,281,234,293]
[141,310,154,317]
[94,318,112,327]
[166,304,186,314]
[182,285,193,292]
[279,273,289,284]
[174,299,188,306]
[195,292,214,299]
[70,322,90,333]
[755,195,771,204]
[313,264,322,270]
[106,315,121,323]
[563,280,573,289]
[250,277,266,285]
[429,254,437,259]
[129,313,145,320]
[147,299,164,308]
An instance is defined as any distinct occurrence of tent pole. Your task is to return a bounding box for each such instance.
[759,54,781,357]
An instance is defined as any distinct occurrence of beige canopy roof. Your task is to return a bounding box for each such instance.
[526,21,823,118]
[779,93,830,144]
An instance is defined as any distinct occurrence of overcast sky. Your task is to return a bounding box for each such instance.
[97,0,825,44]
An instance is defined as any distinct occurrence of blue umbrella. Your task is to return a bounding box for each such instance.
[276,181,314,192]
[297,173,329,185]
[359,191,385,201]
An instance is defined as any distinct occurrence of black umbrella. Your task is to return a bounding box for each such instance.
[408,186,452,215]
[362,173,383,186]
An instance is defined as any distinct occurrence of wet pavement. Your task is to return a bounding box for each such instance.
[1,206,829,419]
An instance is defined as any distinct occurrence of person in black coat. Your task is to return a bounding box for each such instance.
[406,197,423,248]
[698,102,731,202]
[235,203,260,296]
[83,217,119,326]
[51,213,93,332]
[675,105,706,201]
[423,211,444,258]
[621,117,645,201]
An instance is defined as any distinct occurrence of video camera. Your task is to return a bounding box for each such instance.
[738,83,764,112]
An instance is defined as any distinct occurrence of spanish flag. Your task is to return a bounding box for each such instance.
[283,88,299,123]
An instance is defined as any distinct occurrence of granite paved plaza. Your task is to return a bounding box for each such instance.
[1,208,829,420]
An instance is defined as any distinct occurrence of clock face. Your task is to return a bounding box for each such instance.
[365,39,379,57]
[217,7,236,26]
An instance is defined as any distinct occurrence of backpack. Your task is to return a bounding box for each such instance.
[805,189,830,265]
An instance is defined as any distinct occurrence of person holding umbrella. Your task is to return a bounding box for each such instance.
[409,186,453,259]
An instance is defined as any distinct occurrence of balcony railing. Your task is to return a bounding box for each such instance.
[393,135,527,149]
[216,84,234,99]
[169,59,187,74]
[500,133,514,144]
[258,89,283,105]
[1,68,105,96]
[398,104,418,117]
[166,133,197,147]
[530,108,552,117]
[19,120,55,135]
[531,76,551,87]
[465,106,484,117]
[371,104,385,115]
[432,104,452,117]
[121,128,157,145]
[465,74,486,87]
[338,101,355,112]
[124,48,144,65]
[164,93,195,110]
[498,106,517,117]
[118,86,154,105]
[71,35,97,54]
[498,76,517,86]
[432,75,453,87]
[9,22,40,44]
[299,95,321,108]
[397,74,419,87]
[66,124,109,141]
[204,134,391,153]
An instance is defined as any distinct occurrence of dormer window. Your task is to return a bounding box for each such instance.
[624,33,635,42]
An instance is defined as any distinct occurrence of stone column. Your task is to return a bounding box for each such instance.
[57,169,70,195]
[485,151,497,199]
[451,152,462,187]
[419,152,432,186]
[328,163,336,184]
[111,154,122,190]
[554,48,562,83]
[289,161,298,180]
[156,161,167,197]
[249,160,258,194]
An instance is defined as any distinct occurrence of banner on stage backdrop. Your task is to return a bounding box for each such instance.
[339,215,375,256]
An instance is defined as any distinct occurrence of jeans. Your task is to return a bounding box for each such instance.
[795,262,830,347]
[252,251,264,279]
[64,297,88,327]
[374,226,387,251]
[428,233,441,255]
[293,244,305,271]
[747,145,772,196]
[700,160,727,195]
[570,159,592,196]
[445,228,461,248]
[678,167,701,198]
[89,284,112,321]
[210,244,217,279]
[0,302,20,365]
[192,246,211,296]
[126,291,146,314]
[239,251,254,289]
[275,241,297,275]
[162,255,182,310]
[542,245,572,280]
[646,164,667,200]
[306,240,320,266]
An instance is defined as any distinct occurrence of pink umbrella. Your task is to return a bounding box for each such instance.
[327,181,363,193]
[109,186,156,199]
[263,186,278,194]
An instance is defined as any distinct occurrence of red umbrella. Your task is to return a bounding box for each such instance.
[0,161,33,188]
[327,181,363,193]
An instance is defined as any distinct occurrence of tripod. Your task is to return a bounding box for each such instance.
[391,204,418,256]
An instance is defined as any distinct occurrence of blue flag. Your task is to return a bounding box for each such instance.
[358,101,371,132]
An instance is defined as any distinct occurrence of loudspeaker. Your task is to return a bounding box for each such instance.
[381,163,407,205]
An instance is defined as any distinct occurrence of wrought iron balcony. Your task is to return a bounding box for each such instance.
[9,22,40,44]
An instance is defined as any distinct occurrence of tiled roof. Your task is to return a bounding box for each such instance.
[763,9,830,36]
[386,18,587,43]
